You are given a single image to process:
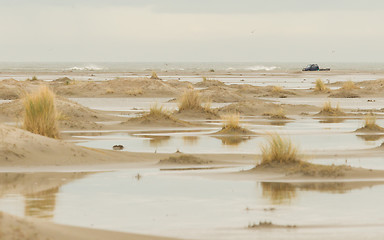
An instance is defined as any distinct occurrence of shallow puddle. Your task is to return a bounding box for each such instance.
[73,129,381,154]
[1,169,384,240]
[309,157,384,170]
[263,97,384,111]
[69,97,228,112]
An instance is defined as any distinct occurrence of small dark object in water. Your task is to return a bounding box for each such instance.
[135,173,142,180]
[113,145,124,150]
[367,99,376,102]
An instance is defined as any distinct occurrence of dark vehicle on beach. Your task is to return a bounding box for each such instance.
[302,64,330,71]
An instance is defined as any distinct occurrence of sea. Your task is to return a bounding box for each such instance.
[0,62,383,73]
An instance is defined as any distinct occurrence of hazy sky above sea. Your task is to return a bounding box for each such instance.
[1,0,384,62]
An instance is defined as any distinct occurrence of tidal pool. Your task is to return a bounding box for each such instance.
[74,131,381,154]
[0,169,384,240]
[263,97,384,111]
[69,97,228,112]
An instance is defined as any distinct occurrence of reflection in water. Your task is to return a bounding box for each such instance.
[260,182,376,204]
[66,132,106,138]
[25,187,59,219]
[0,172,92,220]
[183,136,199,145]
[269,121,288,126]
[318,118,345,124]
[140,135,171,148]
[297,182,349,194]
[261,182,296,204]
[356,134,384,142]
[215,136,251,146]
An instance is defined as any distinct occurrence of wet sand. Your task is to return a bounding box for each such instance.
[2,69,384,239]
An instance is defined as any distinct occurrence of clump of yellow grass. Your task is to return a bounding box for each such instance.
[341,80,359,90]
[125,88,143,96]
[258,133,347,177]
[263,108,287,119]
[314,79,329,92]
[150,71,160,80]
[318,101,344,116]
[148,103,170,117]
[178,89,202,111]
[261,134,299,164]
[357,114,384,132]
[364,114,377,128]
[203,99,212,112]
[222,113,241,130]
[271,86,283,93]
[23,86,59,138]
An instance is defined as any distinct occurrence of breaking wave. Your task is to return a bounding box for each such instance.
[68,65,103,71]
[246,65,278,71]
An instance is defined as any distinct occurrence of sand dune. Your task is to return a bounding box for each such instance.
[0,212,180,240]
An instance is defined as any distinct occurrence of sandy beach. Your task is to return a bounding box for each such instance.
[2,67,384,240]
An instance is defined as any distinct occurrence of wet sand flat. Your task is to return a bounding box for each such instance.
[2,68,384,239]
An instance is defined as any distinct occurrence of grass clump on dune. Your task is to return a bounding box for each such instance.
[150,71,160,80]
[317,101,344,116]
[216,113,253,135]
[261,134,299,165]
[314,79,330,93]
[341,80,359,91]
[257,134,347,177]
[356,114,384,132]
[222,113,241,130]
[178,89,215,114]
[23,86,59,138]
[263,108,288,119]
[128,103,188,126]
[148,103,170,117]
[271,86,283,94]
[178,90,202,111]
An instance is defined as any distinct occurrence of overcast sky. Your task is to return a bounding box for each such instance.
[1,0,384,62]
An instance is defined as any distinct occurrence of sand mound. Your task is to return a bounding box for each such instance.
[199,86,245,102]
[0,97,117,129]
[214,126,255,135]
[194,79,226,88]
[0,212,177,240]
[355,124,384,133]
[354,79,384,91]
[51,78,184,98]
[253,161,350,178]
[173,108,219,120]
[54,77,73,83]
[218,101,268,116]
[329,90,360,98]
[0,124,129,167]
[262,112,289,120]
[126,112,190,127]
[234,84,264,95]
[159,154,213,165]
[0,78,40,100]
[262,86,297,98]
[165,79,194,89]
[316,108,345,116]
[218,101,318,116]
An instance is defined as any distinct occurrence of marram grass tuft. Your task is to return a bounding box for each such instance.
[23,86,59,138]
